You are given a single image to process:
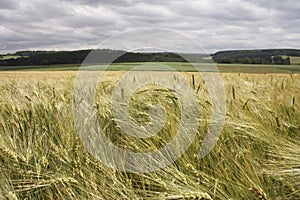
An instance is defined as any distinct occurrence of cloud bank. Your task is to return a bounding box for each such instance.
[1,0,299,53]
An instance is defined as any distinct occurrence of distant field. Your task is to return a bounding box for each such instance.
[0,55,28,60]
[1,62,300,73]
[290,56,300,65]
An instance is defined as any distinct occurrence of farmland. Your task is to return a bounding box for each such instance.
[290,56,300,65]
[0,66,300,199]
[0,55,28,60]
[1,62,300,73]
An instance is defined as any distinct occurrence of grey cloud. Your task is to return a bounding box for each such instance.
[0,0,300,53]
[0,0,19,10]
[245,0,300,20]
[61,0,136,7]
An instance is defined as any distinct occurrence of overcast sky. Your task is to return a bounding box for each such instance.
[1,0,300,53]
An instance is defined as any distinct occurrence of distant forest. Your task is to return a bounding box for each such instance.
[212,49,300,65]
[0,49,187,66]
[1,49,300,66]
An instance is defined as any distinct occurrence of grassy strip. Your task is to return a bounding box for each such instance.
[1,62,300,73]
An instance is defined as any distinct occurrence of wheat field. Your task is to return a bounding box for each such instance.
[0,71,299,199]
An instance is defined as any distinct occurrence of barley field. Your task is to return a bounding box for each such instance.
[0,70,300,199]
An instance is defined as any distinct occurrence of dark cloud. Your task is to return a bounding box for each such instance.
[0,0,300,53]
[61,0,135,7]
[0,0,19,10]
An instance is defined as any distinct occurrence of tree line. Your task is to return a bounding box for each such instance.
[1,49,300,66]
[0,49,187,66]
[212,49,300,65]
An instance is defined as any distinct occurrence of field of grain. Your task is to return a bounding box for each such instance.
[0,55,28,61]
[0,71,300,199]
[290,56,300,65]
